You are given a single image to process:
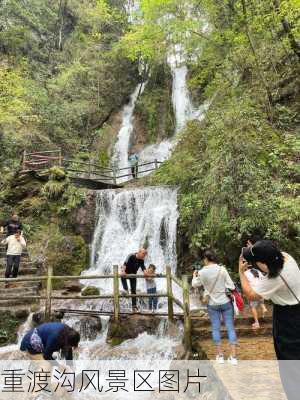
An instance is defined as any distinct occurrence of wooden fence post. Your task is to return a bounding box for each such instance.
[112,168,117,185]
[183,275,192,352]
[113,265,120,322]
[166,266,174,321]
[22,150,27,170]
[45,265,53,321]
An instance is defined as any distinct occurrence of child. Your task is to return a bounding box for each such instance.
[145,264,158,311]
[245,267,268,329]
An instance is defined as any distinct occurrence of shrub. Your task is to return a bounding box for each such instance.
[82,286,100,296]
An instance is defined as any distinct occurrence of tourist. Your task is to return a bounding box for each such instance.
[0,213,23,236]
[239,240,300,399]
[120,248,147,312]
[20,322,80,366]
[192,249,238,365]
[243,234,268,328]
[245,267,268,329]
[128,153,139,179]
[145,264,158,312]
[1,230,26,288]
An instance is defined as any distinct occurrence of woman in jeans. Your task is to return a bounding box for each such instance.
[192,250,238,364]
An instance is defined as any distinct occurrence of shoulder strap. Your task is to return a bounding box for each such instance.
[206,267,223,295]
[279,274,300,304]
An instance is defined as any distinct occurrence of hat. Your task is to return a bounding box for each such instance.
[242,240,279,263]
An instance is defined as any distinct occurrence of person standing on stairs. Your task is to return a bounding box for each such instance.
[1,212,23,236]
[120,248,147,312]
[128,153,139,179]
[1,229,26,288]
[244,234,268,329]
[192,249,238,365]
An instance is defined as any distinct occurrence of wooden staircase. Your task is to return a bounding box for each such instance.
[0,233,41,315]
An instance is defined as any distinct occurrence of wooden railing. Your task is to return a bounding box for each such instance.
[21,149,162,184]
[0,266,192,351]
[22,150,62,171]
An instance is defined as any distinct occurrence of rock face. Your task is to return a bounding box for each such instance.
[71,316,102,341]
[72,190,97,243]
[106,315,161,345]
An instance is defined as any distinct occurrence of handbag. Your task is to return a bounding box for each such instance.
[230,288,245,312]
[200,267,223,305]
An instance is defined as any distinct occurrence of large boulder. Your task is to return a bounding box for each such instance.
[106,315,161,345]
[71,316,102,341]
[72,191,96,242]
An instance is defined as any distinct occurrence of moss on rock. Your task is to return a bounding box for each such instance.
[0,312,28,346]
[82,286,100,296]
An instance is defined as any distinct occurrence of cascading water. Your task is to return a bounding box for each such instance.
[138,45,210,168]
[111,83,145,183]
[86,187,178,299]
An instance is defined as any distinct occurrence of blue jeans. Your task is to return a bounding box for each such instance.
[207,301,237,345]
[147,287,158,310]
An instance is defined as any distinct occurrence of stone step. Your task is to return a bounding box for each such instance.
[0,287,38,296]
[0,266,38,275]
[0,261,37,269]
[0,298,38,306]
[192,324,273,339]
[191,316,273,328]
[0,281,41,289]
[0,253,29,259]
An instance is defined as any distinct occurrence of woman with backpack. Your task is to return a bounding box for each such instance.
[192,249,238,365]
[20,322,80,366]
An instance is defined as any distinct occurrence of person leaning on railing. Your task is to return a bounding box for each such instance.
[120,248,147,312]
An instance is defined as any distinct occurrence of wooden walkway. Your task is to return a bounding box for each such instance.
[0,265,193,352]
[21,149,162,188]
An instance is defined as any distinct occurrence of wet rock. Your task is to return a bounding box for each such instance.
[71,316,102,341]
[72,191,96,242]
[32,311,63,326]
[81,286,100,296]
[106,315,161,345]
[63,280,84,293]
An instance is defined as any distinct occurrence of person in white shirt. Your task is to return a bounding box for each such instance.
[1,230,26,287]
[239,240,300,400]
[244,268,268,329]
[192,249,238,365]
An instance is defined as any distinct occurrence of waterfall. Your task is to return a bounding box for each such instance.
[87,186,178,295]
[138,45,209,167]
[111,83,145,181]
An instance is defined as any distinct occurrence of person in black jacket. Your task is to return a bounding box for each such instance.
[121,248,147,312]
[1,213,23,236]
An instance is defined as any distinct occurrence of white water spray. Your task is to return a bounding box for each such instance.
[86,187,178,296]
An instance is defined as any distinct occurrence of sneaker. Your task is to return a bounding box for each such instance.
[227,356,238,365]
[216,354,225,364]
[252,321,260,329]
[132,306,139,313]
